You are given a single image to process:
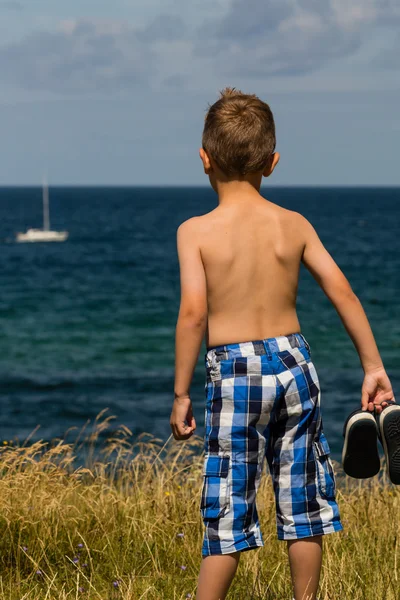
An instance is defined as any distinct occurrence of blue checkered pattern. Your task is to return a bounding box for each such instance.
[200,332,343,556]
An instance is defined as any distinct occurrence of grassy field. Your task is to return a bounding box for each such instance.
[0,410,399,600]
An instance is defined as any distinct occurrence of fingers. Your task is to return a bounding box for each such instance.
[361,388,370,411]
[373,393,396,414]
[169,398,196,440]
[376,391,395,404]
[187,406,196,433]
[372,390,395,413]
[176,417,194,438]
[170,420,195,440]
[175,428,194,440]
[361,379,395,412]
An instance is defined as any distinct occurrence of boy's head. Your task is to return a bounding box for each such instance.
[200,88,279,184]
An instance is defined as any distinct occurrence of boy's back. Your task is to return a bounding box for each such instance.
[195,196,302,347]
[170,87,395,600]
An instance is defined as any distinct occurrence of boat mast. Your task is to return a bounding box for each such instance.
[43,177,50,231]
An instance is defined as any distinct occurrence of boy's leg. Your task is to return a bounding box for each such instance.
[266,335,342,600]
[198,343,273,599]
[196,553,240,600]
[287,537,322,600]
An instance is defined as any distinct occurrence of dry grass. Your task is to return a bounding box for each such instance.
[0,409,399,600]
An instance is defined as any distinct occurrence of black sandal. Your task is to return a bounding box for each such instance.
[342,408,380,479]
[376,401,400,485]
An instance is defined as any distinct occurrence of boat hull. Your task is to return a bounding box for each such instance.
[16,229,69,243]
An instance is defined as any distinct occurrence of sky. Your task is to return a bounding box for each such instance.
[0,0,399,186]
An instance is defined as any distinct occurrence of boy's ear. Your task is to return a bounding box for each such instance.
[263,152,280,178]
[199,148,212,174]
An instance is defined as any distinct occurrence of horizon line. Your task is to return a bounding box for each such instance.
[0,183,399,189]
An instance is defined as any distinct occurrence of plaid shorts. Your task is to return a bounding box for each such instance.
[200,332,343,556]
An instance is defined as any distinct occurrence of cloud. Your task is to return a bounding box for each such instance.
[0,19,156,92]
[197,0,400,76]
[0,14,189,93]
[0,2,398,95]
[136,14,184,42]
[1,0,23,9]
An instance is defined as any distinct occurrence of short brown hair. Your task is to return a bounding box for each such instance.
[202,87,276,177]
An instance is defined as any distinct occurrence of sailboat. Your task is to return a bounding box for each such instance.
[16,179,69,243]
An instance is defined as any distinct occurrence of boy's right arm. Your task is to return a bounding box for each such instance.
[299,214,395,413]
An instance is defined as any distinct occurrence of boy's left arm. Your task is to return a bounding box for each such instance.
[170,218,207,440]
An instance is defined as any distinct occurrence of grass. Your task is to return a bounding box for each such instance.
[0,409,399,600]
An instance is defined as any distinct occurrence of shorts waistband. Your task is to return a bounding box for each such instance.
[206,332,310,360]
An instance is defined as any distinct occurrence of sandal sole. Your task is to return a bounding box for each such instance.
[342,412,380,479]
[379,405,400,485]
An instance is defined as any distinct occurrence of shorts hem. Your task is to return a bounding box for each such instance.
[277,521,344,541]
[201,539,264,557]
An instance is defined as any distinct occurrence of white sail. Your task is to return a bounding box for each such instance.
[43,178,50,231]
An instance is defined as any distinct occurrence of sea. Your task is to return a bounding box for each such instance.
[0,186,399,462]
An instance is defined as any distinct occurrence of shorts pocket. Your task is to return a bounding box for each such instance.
[206,353,235,383]
[200,454,230,519]
[313,434,336,500]
[205,354,222,383]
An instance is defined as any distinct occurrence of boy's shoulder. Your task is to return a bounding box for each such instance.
[176,215,204,240]
[176,210,219,240]
[177,205,314,243]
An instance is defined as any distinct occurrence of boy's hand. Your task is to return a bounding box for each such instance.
[361,367,395,413]
[170,395,196,440]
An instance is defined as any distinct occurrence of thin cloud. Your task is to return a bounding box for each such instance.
[136,14,185,42]
[1,0,23,9]
[0,1,399,94]
[197,0,400,76]
[0,20,156,93]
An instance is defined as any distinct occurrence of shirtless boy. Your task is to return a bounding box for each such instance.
[169,88,395,600]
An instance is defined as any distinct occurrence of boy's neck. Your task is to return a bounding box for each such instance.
[215,174,264,205]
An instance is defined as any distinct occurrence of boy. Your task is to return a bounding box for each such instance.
[169,88,395,600]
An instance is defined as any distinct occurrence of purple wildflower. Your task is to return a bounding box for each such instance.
[82,563,88,568]
[78,587,85,593]
[22,546,28,552]
[180,565,187,571]
[113,580,120,588]
[186,595,192,598]
[77,543,84,548]
[73,556,79,563]
[177,533,184,538]
[36,569,43,576]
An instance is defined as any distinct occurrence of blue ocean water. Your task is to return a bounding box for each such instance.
[0,186,399,460]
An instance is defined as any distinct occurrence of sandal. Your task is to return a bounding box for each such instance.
[342,408,380,479]
[376,400,400,485]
